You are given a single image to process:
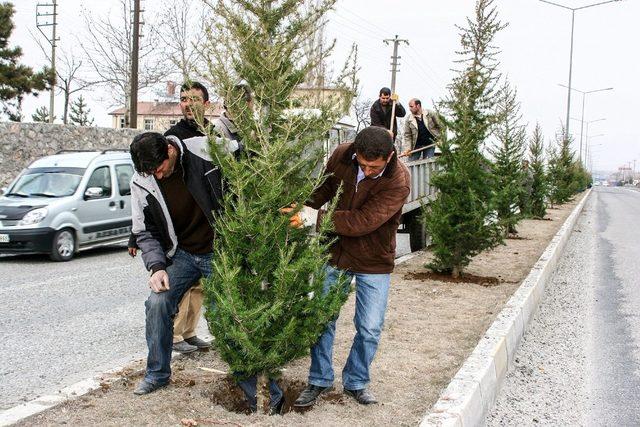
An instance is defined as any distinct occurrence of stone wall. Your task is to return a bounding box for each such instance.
[0,123,141,187]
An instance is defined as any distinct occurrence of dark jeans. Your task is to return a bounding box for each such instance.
[144,248,213,385]
[236,375,284,410]
[409,145,435,161]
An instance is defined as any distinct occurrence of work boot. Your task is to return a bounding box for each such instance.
[270,396,285,415]
[344,387,378,405]
[293,384,331,407]
[133,380,167,395]
[184,335,211,350]
[172,340,198,353]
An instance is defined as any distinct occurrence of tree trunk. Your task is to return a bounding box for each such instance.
[63,90,70,124]
[451,265,461,279]
[256,372,270,415]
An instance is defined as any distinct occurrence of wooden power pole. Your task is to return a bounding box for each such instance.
[130,0,141,129]
[383,35,408,135]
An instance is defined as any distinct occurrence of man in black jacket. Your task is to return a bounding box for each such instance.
[369,87,406,142]
[129,82,215,355]
[163,81,213,354]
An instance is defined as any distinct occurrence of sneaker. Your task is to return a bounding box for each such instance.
[172,340,198,353]
[133,380,167,395]
[293,384,331,407]
[344,387,377,405]
[184,336,211,350]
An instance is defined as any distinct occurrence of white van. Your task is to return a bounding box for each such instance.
[0,150,134,261]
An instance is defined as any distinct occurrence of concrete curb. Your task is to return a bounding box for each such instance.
[420,189,592,427]
[0,360,145,427]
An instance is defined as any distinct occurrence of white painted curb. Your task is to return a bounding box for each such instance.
[0,361,145,427]
[420,189,592,427]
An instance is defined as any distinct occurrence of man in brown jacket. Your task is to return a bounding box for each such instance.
[294,126,410,407]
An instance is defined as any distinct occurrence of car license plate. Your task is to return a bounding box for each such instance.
[0,234,9,243]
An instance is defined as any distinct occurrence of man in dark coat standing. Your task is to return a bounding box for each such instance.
[369,87,406,142]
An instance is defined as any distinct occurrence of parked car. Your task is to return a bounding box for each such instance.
[0,149,134,261]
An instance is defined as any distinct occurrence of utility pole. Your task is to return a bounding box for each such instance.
[130,0,141,129]
[36,0,58,124]
[384,35,409,97]
[383,35,408,136]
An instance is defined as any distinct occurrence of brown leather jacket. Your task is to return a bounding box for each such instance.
[308,142,411,274]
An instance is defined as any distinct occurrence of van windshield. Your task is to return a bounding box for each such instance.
[8,168,85,198]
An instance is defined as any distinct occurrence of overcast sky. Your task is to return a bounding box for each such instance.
[8,0,640,172]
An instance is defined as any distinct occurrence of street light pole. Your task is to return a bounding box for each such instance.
[539,0,623,142]
[566,10,575,140]
[561,85,612,164]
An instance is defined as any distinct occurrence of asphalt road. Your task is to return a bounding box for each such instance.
[487,187,640,425]
[0,234,411,411]
[0,245,150,410]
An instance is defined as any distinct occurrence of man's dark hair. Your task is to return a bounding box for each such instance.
[354,126,394,160]
[223,82,254,111]
[413,99,422,107]
[180,81,209,102]
[130,132,169,174]
[379,87,391,96]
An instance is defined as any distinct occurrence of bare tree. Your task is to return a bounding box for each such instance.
[80,0,172,125]
[353,97,371,132]
[157,0,209,82]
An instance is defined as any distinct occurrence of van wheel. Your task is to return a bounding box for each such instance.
[50,229,76,262]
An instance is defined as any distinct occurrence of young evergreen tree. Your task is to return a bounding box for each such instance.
[69,95,95,126]
[31,106,54,123]
[423,0,505,278]
[571,161,591,192]
[0,2,53,121]
[547,126,576,205]
[200,0,353,413]
[489,80,526,235]
[528,123,548,218]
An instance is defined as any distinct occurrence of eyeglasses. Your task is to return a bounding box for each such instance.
[140,163,164,178]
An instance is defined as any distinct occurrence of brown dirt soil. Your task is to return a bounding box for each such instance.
[19,194,585,427]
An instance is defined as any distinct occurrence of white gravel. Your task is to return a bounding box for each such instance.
[486,200,595,426]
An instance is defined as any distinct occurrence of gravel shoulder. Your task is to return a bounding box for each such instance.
[486,195,594,426]
[17,195,584,427]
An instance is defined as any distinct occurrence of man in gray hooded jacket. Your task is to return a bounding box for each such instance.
[129,131,239,395]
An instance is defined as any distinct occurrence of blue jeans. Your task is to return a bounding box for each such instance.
[236,375,283,410]
[410,145,435,160]
[144,248,213,385]
[308,265,391,390]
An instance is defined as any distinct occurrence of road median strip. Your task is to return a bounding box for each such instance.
[420,189,592,426]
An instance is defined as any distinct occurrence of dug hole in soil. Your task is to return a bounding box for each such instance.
[18,194,585,427]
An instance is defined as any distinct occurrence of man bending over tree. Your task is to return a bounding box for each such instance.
[128,130,240,395]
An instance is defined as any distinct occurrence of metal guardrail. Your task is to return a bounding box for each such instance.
[402,157,438,214]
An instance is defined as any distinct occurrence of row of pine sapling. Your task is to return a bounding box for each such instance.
[423,0,592,279]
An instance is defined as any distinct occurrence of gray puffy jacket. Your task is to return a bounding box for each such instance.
[130,134,239,272]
